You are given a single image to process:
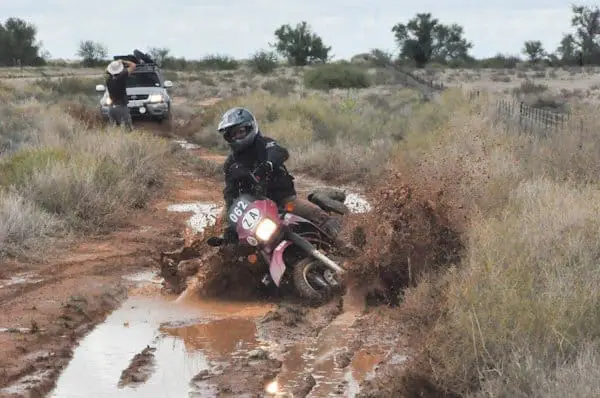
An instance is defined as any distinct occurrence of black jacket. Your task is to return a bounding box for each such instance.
[222,133,296,209]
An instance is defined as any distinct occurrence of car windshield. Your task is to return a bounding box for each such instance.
[126,72,160,88]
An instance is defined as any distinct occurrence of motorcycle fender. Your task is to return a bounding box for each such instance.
[270,240,292,286]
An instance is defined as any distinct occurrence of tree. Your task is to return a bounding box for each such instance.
[76,40,108,67]
[392,13,472,68]
[555,34,577,64]
[272,21,331,66]
[554,5,600,65]
[522,40,546,63]
[147,47,170,66]
[0,18,45,66]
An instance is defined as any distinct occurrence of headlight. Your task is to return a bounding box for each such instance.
[255,218,278,242]
[103,97,112,106]
[148,94,163,103]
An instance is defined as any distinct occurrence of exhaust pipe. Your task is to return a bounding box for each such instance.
[287,232,346,274]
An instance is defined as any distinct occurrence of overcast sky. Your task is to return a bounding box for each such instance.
[2,1,594,61]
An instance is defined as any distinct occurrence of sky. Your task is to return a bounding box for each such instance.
[2,0,596,61]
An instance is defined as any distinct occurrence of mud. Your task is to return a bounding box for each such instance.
[342,173,464,304]
[0,101,440,398]
[117,346,156,388]
[0,152,221,397]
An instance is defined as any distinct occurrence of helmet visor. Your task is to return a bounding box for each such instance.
[223,124,251,143]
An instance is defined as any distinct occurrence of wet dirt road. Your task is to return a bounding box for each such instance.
[0,136,406,398]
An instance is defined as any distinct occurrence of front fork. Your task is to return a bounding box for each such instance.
[267,229,345,287]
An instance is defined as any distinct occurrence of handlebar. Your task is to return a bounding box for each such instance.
[235,168,267,198]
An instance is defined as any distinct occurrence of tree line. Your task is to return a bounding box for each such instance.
[2,4,599,69]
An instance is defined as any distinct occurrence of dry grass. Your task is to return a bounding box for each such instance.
[183,88,421,183]
[412,66,600,105]
[359,88,600,397]
[0,84,173,258]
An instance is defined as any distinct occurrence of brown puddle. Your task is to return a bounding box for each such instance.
[48,285,274,397]
[269,284,386,397]
[160,317,260,361]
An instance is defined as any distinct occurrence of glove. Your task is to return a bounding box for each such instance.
[253,161,273,181]
[226,163,251,181]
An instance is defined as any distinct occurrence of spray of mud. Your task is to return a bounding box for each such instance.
[341,172,465,305]
[160,216,269,302]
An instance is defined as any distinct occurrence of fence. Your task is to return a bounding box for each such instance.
[383,62,598,136]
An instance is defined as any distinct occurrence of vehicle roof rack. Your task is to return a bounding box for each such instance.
[134,63,160,73]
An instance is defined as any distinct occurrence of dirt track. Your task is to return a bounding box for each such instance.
[0,110,411,397]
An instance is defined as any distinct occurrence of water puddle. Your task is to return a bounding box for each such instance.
[161,317,260,361]
[166,202,222,234]
[0,271,43,289]
[48,274,275,398]
[268,287,383,397]
[48,296,209,398]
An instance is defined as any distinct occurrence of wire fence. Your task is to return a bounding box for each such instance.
[392,66,597,137]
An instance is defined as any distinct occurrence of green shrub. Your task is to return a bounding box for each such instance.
[196,54,239,70]
[304,64,371,90]
[249,50,279,74]
[33,77,94,97]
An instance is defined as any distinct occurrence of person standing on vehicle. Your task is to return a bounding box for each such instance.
[216,107,342,244]
[105,59,136,131]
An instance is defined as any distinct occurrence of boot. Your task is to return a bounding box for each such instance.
[320,217,358,256]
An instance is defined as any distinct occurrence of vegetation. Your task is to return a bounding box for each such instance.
[0,86,172,258]
[3,4,600,396]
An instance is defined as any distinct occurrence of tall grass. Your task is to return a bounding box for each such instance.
[377,90,600,397]
[187,89,422,183]
[0,85,172,258]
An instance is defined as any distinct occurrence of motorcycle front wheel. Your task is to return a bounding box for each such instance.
[292,257,341,305]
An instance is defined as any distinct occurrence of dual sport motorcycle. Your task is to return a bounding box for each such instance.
[206,168,348,304]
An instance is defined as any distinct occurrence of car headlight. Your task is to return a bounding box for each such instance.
[148,94,163,103]
[103,97,112,106]
[255,218,278,242]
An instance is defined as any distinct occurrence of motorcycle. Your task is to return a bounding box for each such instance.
[206,169,348,304]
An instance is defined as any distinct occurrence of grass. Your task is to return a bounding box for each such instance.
[304,63,371,90]
[186,88,422,183]
[0,85,172,258]
[5,63,600,396]
[358,89,600,397]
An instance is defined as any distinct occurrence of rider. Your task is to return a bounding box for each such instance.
[217,107,342,244]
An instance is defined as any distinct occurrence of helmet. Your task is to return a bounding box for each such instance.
[217,107,258,152]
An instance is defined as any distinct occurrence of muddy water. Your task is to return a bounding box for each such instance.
[48,276,274,398]
[48,140,381,397]
[267,287,387,398]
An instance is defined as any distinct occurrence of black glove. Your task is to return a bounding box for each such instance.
[226,163,251,181]
[253,161,273,181]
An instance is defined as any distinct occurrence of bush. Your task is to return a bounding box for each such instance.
[33,77,95,97]
[196,54,239,70]
[360,91,600,397]
[0,129,170,232]
[0,191,63,258]
[0,98,173,257]
[304,64,371,90]
[186,89,422,182]
[249,50,278,74]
